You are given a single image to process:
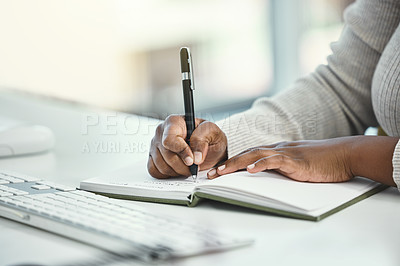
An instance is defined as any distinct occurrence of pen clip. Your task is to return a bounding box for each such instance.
[188,51,195,91]
[180,47,195,91]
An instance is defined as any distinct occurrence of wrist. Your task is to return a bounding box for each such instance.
[348,135,365,177]
[349,135,398,186]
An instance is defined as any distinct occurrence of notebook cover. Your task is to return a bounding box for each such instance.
[189,184,388,221]
[83,183,387,222]
[82,189,190,206]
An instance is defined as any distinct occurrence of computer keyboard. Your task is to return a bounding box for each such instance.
[0,170,252,262]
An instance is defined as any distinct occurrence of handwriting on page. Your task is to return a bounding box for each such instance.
[127,172,209,191]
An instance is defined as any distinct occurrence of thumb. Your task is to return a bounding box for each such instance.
[161,116,206,166]
[161,115,193,166]
[189,121,222,165]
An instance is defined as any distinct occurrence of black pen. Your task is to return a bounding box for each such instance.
[180,47,198,181]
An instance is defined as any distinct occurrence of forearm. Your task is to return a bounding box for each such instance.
[350,136,399,186]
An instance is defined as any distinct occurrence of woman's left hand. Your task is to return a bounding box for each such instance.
[207,137,355,183]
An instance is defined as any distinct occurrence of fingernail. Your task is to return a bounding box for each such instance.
[208,169,216,177]
[218,165,226,171]
[194,152,202,164]
[184,156,193,166]
[247,164,255,170]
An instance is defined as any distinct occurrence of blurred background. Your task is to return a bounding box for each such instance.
[0,0,354,120]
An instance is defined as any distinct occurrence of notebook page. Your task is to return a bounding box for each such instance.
[196,171,378,211]
[108,167,209,192]
[80,162,210,200]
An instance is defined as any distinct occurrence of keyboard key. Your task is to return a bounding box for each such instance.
[19,175,41,182]
[1,197,19,205]
[1,176,24,183]
[31,185,52,190]
[36,181,75,191]
[0,185,9,190]
[55,185,76,192]
[37,181,58,188]
[0,171,40,182]
[0,179,10,185]
[0,191,13,197]
[13,190,29,196]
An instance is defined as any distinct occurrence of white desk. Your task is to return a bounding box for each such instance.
[1,90,400,266]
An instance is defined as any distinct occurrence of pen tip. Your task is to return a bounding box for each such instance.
[192,175,197,181]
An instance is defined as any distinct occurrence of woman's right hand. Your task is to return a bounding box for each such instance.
[147,115,228,178]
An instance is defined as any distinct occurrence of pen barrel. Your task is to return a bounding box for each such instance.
[182,79,195,140]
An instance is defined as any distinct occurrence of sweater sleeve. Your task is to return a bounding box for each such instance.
[216,0,400,158]
[392,140,400,191]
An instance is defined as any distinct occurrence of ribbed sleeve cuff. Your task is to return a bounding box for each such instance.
[392,140,400,191]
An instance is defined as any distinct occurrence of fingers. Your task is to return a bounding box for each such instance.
[161,115,206,166]
[246,154,295,174]
[190,140,208,165]
[161,116,193,165]
[148,144,191,178]
[148,115,209,178]
[189,121,227,166]
[147,155,168,179]
[149,147,181,178]
[158,146,191,176]
[207,148,276,179]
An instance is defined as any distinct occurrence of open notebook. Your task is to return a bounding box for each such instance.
[80,161,387,221]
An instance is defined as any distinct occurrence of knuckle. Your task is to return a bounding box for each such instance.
[228,156,239,166]
[201,121,222,137]
[150,137,155,147]
[195,118,206,126]
[164,114,174,123]
[251,147,264,156]
[178,146,190,158]
[165,114,182,124]
[161,136,173,149]
[190,138,207,151]
[189,133,203,143]
[199,121,214,131]
[259,157,269,165]
[150,136,159,148]
[278,154,286,163]
[155,123,163,135]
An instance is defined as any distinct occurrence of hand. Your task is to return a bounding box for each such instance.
[207,138,355,183]
[147,115,228,178]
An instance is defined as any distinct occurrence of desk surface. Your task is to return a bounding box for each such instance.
[1,90,400,266]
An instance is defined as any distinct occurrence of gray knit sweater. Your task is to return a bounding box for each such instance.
[216,0,400,189]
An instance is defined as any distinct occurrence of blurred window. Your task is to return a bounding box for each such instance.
[0,0,352,118]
